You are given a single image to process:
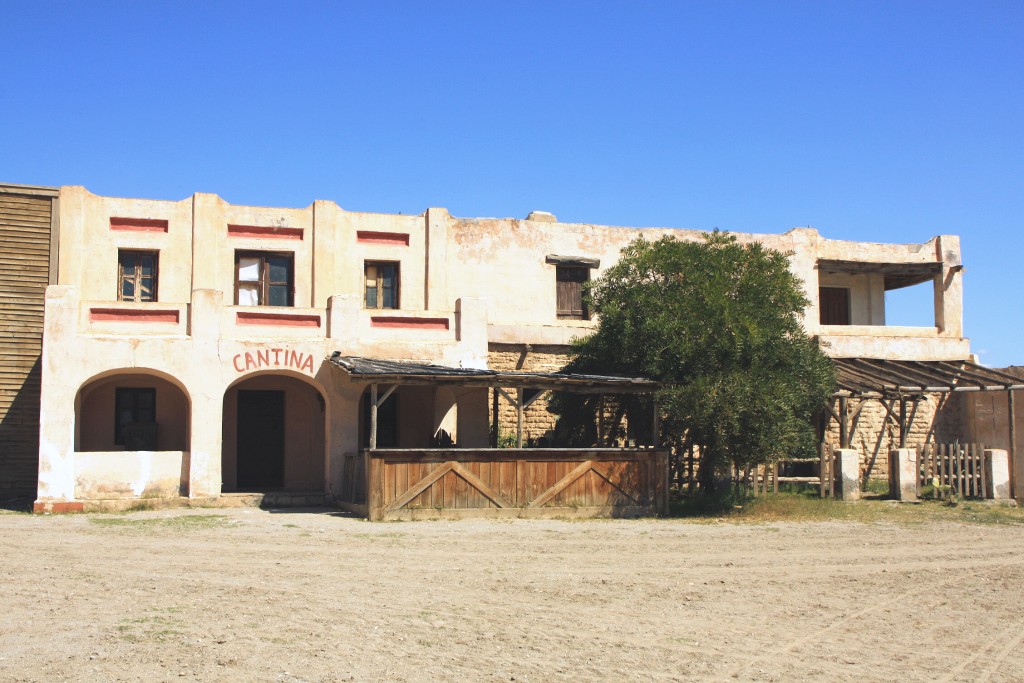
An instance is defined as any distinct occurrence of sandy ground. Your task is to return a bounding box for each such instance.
[1,507,1023,683]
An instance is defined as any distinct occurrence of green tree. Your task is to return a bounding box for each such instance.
[550,231,835,493]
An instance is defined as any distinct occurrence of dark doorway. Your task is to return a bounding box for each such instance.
[237,390,285,489]
[819,286,851,325]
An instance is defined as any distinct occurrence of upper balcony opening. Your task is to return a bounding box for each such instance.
[817,259,942,329]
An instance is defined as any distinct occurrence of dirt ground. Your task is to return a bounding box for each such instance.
[1,506,1023,683]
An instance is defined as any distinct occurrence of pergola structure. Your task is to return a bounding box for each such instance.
[329,354,660,449]
[826,359,1024,469]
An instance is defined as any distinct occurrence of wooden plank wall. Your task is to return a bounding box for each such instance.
[0,185,56,499]
[366,449,669,521]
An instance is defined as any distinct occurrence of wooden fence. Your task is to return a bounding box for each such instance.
[750,446,835,497]
[916,443,989,499]
[342,448,668,521]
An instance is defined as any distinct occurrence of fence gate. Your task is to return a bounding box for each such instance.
[917,443,989,499]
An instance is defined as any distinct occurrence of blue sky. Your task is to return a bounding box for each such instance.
[2,1,1021,365]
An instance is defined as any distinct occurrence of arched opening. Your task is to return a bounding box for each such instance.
[76,370,191,452]
[222,373,326,492]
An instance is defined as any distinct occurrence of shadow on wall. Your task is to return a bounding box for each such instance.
[0,357,42,501]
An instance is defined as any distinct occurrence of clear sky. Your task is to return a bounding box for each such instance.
[2,1,1021,365]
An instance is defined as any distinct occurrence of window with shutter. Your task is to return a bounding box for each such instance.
[556,265,590,320]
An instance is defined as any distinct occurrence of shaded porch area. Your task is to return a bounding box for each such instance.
[329,354,667,520]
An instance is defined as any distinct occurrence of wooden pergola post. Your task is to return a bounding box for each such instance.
[898,397,908,448]
[838,396,849,449]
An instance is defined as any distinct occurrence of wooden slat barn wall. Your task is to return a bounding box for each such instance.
[363,448,669,521]
[0,185,57,499]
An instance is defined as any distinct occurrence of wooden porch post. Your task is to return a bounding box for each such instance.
[516,387,524,448]
[369,383,378,450]
[491,386,499,448]
[651,394,660,448]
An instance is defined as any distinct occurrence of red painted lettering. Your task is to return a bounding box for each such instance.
[245,352,256,371]
[301,354,314,373]
[232,354,245,372]
[272,348,282,365]
[257,349,270,367]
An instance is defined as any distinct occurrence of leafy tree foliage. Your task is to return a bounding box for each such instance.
[550,232,835,491]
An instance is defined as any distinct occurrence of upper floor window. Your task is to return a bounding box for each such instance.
[235,252,294,307]
[819,286,851,325]
[547,255,598,321]
[556,265,590,320]
[118,250,158,302]
[365,261,399,309]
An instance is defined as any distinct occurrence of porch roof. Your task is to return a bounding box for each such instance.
[328,353,658,393]
[817,259,943,290]
[832,358,1024,399]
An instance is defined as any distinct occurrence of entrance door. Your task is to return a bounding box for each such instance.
[237,390,285,489]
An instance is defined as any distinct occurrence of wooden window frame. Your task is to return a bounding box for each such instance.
[117,250,159,302]
[364,261,400,310]
[234,251,295,307]
[114,387,156,446]
[556,264,591,320]
[819,286,852,325]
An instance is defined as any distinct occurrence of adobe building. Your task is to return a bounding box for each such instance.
[21,185,1003,512]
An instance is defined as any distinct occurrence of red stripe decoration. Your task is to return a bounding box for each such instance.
[236,311,321,327]
[109,217,169,232]
[356,230,410,246]
[371,316,449,330]
[90,308,180,323]
[227,224,304,240]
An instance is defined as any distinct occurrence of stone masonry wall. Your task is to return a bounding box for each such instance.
[825,393,967,481]
[488,345,571,444]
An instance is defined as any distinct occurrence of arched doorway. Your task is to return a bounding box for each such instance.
[222,373,326,492]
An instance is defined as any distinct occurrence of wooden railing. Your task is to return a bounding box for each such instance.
[353,448,668,521]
